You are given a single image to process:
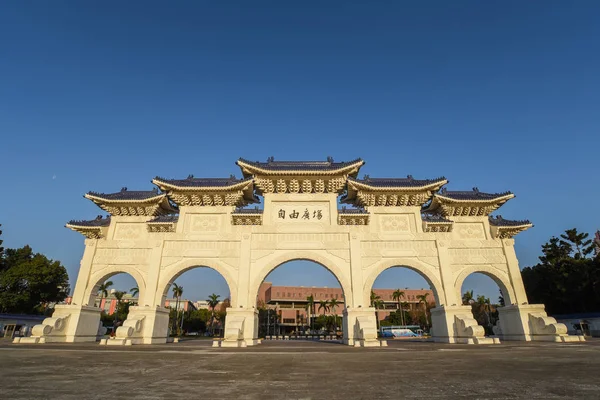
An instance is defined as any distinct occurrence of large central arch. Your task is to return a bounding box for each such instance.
[249,251,353,309]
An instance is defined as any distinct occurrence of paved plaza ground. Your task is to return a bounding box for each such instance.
[1,338,599,399]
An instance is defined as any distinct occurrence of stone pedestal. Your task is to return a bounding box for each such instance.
[343,307,386,347]
[498,304,585,342]
[431,305,500,344]
[99,306,170,346]
[213,308,259,347]
[21,305,102,343]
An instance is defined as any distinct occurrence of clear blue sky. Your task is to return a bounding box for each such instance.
[1,1,598,303]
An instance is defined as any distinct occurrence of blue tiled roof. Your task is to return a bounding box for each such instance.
[67,215,111,227]
[438,187,513,200]
[338,207,369,214]
[422,214,452,223]
[154,175,251,187]
[489,215,531,227]
[148,215,179,223]
[232,207,264,214]
[237,156,363,171]
[350,175,446,188]
[87,187,162,201]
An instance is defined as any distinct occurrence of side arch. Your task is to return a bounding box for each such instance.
[248,250,353,308]
[453,265,516,306]
[156,258,239,308]
[84,266,147,307]
[362,258,445,307]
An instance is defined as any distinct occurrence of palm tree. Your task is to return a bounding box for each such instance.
[129,286,139,305]
[306,295,315,332]
[462,290,474,305]
[370,290,380,307]
[392,289,406,326]
[318,300,330,332]
[112,290,126,330]
[370,290,383,331]
[171,283,183,335]
[417,293,430,328]
[329,298,340,334]
[207,293,221,335]
[98,280,113,309]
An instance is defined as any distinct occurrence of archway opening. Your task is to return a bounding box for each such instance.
[90,272,141,336]
[371,266,438,339]
[460,273,508,336]
[161,266,232,339]
[257,260,346,340]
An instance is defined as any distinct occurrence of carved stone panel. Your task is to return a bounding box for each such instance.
[162,241,241,258]
[455,223,486,239]
[188,215,220,233]
[270,202,330,225]
[93,248,150,265]
[361,241,438,258]
[448,248,506,265]
[380,215,411,233]
[113,223,144,240]
[251,233,348,250]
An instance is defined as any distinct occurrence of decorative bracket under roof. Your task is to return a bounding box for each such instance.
[147,215,178,233]
[152,176,258,207]
[231,207,263,225]
[236,157,364,195]
[65,215,111,239]
[489,215,533,239]
[338,207,369,225]
[342,176,447,207]
[422,187,514,217]
[85,188,176,217]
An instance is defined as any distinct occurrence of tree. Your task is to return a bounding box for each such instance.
[98,281,113,308]
[0,224,4,255]
[112,290,126,328]
[130,286,139,297]
[462,290,474,305]
[522,228,600,315]
[318,300,330,331]
[371,291,384,331]
[0,245,70,314]
[207,293,220,335]
[417,293,430,328]
[329,298,340,334]
[171,283,184,335]
[560,229,594,259]
[306,295,315,331]
[392,289,406,326]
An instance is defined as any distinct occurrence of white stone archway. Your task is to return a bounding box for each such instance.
[24,157,582,345]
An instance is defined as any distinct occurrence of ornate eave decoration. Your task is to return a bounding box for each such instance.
[231,207,263,225]
[85,188,176,217]
[338,207,370,225]
[152,176,258,207]
[236,157,364,195]
[422,214,453,233]
[147,215,178,233]
[342,176,447,207]
[65,216,111,239]
[489,215,533,239]
[423,187,514,217]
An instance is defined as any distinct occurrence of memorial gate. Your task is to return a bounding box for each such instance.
[21,157,583,346]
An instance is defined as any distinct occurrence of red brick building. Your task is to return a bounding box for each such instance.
[258,282,434,331]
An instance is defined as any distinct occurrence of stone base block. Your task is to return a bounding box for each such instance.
[101,338,133,346]
[343,307,380,347]
[498,304,585,343]
[25,305,102,343]
[431,305,500,345]
[354,339,387,347]
[13,337,44,344]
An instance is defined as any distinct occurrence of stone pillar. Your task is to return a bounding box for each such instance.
[435,241,454,306]
[70,240,99,307]
[343,307,386,347]
[497,304,584,342]
[18,305,102,344]
[501,239,529,305]
[430,305,499,344]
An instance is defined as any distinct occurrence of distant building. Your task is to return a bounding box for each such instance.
[258,282,435,333]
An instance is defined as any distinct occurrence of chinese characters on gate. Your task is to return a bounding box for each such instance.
[278,208,323,220]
